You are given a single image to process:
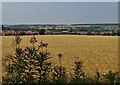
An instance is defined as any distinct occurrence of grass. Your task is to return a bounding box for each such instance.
[2,35,118,76]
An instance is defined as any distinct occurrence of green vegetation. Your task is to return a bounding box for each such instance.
[1,24,119,36]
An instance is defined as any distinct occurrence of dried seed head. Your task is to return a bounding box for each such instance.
[15,35,22,44]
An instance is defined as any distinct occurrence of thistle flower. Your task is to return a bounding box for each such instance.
[30,35,37,44]
[61,69,66,75]
[74,61,82,66]
[57,53,62,59]
[15,35,22,44]
[39,40,48,48]
[42,43,48,47]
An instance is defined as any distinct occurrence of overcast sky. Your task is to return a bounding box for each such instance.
[0,2,2,25]
[2,2,118,24]
[2,0,120,2]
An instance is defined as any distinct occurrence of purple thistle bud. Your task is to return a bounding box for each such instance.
[74,61,82,65]
[30,35,37,44]
[42,43,48,47]
[58,53,62,59]
[39,41,48,48]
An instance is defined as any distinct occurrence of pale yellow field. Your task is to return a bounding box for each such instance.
[2,35,119,76]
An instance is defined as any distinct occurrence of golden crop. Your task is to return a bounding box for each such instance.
[2,35,118,76]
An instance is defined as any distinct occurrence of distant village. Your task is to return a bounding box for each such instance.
[1,24,120,36]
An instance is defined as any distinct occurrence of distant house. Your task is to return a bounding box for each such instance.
[61,30,69,33]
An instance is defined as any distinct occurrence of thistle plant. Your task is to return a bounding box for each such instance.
[2,36,27,84]
[38,40,48,52]
[58,53,62,77]
[33,41,52,83]
[94,68,102,83]
[70,56,87,83]
[51,53,67,83]
[15,35,22,49]
[30,35,37,47]
[2,35,52,84]
[103,70,119,84]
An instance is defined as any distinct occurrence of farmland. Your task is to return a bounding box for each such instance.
[2,35,118,76]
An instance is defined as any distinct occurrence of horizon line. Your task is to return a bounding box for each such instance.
[3,22,119,25]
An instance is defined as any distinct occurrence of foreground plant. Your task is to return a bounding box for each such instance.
[51,53,68,83]
[15,35,22,49]
[70,56,91,83]
[2,35,52,84]
[30,35,37,47]
[103,70,120,84]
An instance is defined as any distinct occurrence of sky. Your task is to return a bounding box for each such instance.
[118,2,120,23]
[1,0,120,2]
[0,2,2,25]
[2,2,118,24]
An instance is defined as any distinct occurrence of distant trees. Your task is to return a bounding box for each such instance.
[39,29,46,35]
[19,31,26,35]
[2,25,11,30]
[2,24,120,36]
[117,30,120,36]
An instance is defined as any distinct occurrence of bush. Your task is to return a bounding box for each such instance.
[39,29,46,35]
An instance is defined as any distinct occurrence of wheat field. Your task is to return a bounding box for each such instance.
[2,35,119,76]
